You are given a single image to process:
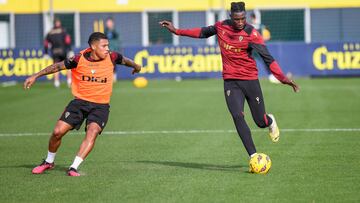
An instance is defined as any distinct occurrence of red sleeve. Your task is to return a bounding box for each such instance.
[110,52,123,65]
[249,28,289,83]
[175,28,202,38]
[64,54,81,69]
[269,61,291,84]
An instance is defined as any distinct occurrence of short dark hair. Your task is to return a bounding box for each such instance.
[88,32,108,46]
[231,2,246,13]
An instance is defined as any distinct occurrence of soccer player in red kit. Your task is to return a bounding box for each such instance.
[160,2,299,162]
[24,32,141,176]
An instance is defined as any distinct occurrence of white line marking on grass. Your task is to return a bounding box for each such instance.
[1,81,17,87]
[0,128,359,137]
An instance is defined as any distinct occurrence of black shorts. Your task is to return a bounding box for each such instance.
[224,79,269,127]
[59,99,110,133]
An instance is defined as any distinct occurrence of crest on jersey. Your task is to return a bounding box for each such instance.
[226,90,231,96]
[65,112,70,119]
[239,36,243,41]
[91,69,96,74]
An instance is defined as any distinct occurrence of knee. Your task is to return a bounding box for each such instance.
[86,128,99,139]
[52,127,64,140]
[86,126,101,142]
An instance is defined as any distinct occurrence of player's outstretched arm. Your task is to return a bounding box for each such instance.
[159,20,177,34]
[121,56,142,74]
[24,61,66,89]
[159,20,214,38]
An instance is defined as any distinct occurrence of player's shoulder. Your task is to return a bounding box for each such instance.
[69,53,82,63]
[218,19,232,27]
[110,51,121,58]
[243,23,255,35]
[246,24,264,44]
[110,51,123,62]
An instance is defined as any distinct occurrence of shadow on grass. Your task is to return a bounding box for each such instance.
[135,160,245,172]
[1,164,69,173]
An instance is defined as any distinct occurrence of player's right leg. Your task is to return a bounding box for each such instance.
[224,80,257,156]
[48,121,73,152]
[68,122,102,176]
[32,99,85,174]
[67,102,109,176]
[32,120,72,174]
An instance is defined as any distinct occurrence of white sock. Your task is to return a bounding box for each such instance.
[54,80,60,88]
[45,151,56,163]
[70,156,83,170]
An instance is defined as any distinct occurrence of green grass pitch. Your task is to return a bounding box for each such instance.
[0,78,360,202]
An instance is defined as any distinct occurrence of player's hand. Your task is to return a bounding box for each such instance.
[159,20,176,34]
[286,80,300,93]
[23,75,37,90]
[132,64,142,75]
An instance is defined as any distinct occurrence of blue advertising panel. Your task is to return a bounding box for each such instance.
[1,42,359,82]
[266,42,360,77]
[0,49,63,82]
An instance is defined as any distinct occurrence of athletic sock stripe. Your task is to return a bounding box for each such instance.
[264,114,268,126]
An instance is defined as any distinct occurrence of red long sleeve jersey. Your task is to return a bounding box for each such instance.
[175,20,289,82]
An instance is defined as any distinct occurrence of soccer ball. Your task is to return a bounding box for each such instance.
[133,77,148,88]
[249,153,272,174]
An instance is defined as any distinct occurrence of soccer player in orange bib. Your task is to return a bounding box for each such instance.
[24,32,141,176]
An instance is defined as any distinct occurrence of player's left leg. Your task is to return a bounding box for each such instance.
[68,123,101,176]
[68,103,109,176]
[78,122,101,158]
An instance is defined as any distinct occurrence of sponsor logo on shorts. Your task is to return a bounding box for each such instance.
[226,90,231,96]
[65,112,70,119]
